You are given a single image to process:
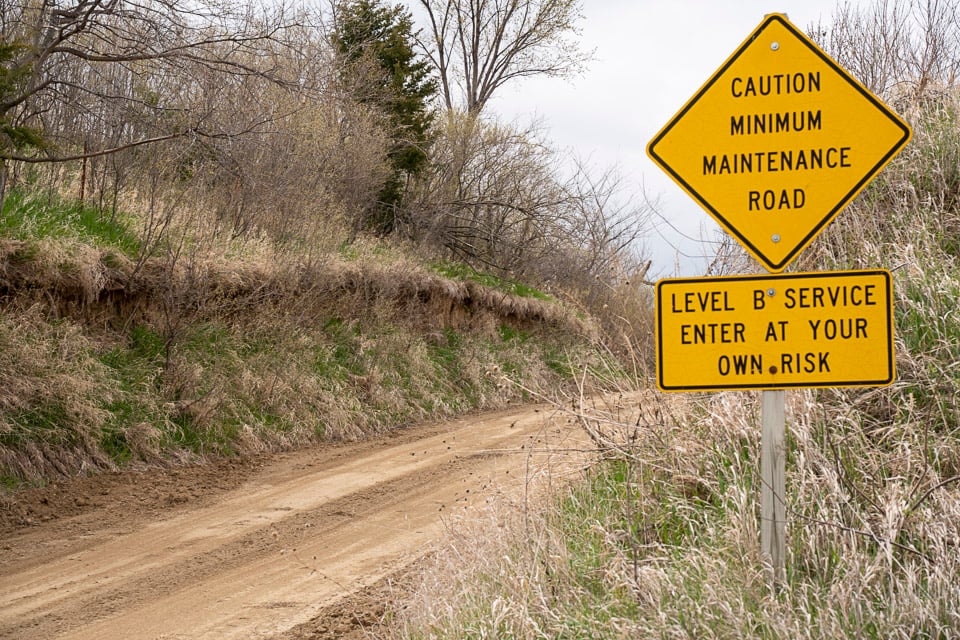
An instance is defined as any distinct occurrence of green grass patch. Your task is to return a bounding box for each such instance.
[99,428,134,465]
[557,462,642,597]
[1,189,141,255]
[427,327,462,370]
[311,318,366,380]
[898,277,960,355]
[99,327,166,403]
[430,260,551,300]
[165,412,238,456]
[1,404,75,447]
[497,324,530,343]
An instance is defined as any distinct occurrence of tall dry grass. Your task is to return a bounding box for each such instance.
[0,306,117,480]
[0,230,610,484]
[394,386,959,638]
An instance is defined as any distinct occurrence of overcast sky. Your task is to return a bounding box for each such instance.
[485,0,857,278]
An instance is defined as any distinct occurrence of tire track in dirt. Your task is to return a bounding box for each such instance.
[0,403,594,639]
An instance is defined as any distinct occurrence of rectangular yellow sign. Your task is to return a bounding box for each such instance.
[656,270,894,391]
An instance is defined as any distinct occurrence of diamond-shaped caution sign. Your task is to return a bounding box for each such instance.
[647,14,912,272]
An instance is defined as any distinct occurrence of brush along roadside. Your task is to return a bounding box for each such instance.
[391,385,960,639]
[0,238,613,485]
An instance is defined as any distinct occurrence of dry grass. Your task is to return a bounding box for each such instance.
[0,306,116,480]
[0,237,591,339]
[0,143,627,488]
[392,384,960,639]
[0,231,610,484]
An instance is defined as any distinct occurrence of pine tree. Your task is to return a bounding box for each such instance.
[333,0,437,234]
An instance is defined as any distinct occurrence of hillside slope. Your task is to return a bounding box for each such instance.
[0,233,615,486]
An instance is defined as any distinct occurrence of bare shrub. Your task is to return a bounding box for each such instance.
[186,82,390,254]
[405,113,652,352]
[812,0,960,100]
[406,113,567,274]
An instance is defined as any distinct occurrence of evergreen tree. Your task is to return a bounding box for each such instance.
[0,39,45,205]
[333,0,437,234]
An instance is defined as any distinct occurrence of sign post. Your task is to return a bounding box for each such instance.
[646,13,911,589]
[761,388,786,585]
[656,269,895,585]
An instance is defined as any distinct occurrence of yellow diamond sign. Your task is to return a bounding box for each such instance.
[647,14,912,272]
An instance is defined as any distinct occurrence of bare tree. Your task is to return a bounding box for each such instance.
[560,159,650,285]
[408,113,570,273]
[407,113,649,294]
[813,0,960,99]
[0,0,304,207]
[414,0,589,114]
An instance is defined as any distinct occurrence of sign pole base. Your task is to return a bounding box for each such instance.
[761,389,786,589]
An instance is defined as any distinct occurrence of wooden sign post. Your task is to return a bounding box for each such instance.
[647,13,911,588]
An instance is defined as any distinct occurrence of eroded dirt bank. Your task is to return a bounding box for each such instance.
[0,403,594,639]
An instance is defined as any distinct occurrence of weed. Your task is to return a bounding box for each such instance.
[427,328,462,370]
[99,428,133,465]
[496,324,529,343]
[3,405,76,447]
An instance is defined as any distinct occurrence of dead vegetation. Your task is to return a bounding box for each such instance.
[0,238,590,336]
[0,231,614,483]
[0,0,660,485]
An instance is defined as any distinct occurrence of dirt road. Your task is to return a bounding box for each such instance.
[0,402,594,639]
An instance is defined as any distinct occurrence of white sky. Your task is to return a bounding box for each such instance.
[486,0,856,278]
